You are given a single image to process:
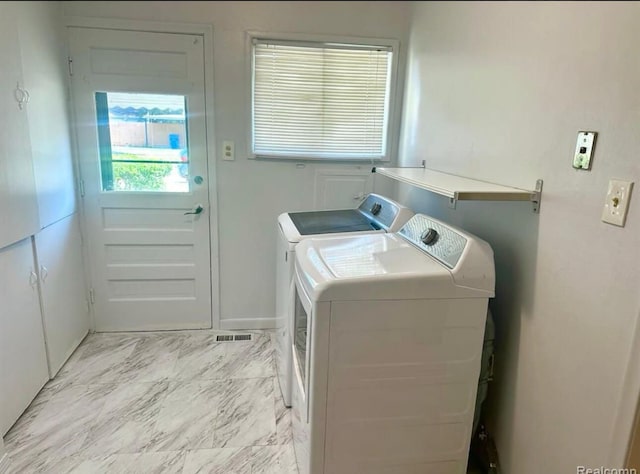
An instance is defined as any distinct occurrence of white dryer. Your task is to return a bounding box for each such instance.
[275,194,413,407]
[291,213,495,474]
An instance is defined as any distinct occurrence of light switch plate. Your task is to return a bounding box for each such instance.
[573,131,596,170]
[602,179,633,227]
[223,140,235,161]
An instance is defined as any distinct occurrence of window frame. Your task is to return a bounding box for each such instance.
[246,31,400,163]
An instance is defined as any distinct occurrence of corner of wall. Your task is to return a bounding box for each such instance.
[610,308,640,465]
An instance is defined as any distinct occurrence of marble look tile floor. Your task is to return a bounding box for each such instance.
[3,331,298,474]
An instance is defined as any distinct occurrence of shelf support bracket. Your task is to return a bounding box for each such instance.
[448,192,458,209]
[531,179,543,213]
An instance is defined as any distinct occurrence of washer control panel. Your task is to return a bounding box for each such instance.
[399,215,467,269]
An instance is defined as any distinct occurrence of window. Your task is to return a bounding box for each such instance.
[95,92,190,192]
[251,38,394,161]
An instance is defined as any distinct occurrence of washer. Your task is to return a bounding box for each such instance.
[290,213,495,474]
[275,194,413,407]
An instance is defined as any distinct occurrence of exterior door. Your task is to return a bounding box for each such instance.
[69,27,213,331]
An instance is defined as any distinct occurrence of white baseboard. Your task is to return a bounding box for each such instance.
[0,453,11,474]
[220,318,276,330]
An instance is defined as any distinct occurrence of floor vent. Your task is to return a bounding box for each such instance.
[216,334,252,342]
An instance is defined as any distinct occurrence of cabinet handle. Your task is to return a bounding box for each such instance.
[40,265,48,283]
[29,270,38,289]
[14,83,30,110]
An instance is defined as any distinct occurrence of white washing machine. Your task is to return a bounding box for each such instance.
[275,194,413,407]
[290,213,495,474]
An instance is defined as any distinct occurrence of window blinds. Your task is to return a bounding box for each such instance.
[252,40,392,160]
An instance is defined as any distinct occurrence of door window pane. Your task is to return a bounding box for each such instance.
[95,92,189,192]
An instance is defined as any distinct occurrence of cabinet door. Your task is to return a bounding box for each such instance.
[0,238,49,436]
[314,168,373,210]
[35,214,89,377]
[0,3,40,249]
[16,2,77,228]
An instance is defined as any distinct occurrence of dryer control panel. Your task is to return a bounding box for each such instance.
[357,194,399,230]
[399,214,467,269]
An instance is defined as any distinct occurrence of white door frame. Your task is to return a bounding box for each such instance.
[65,16,221,330]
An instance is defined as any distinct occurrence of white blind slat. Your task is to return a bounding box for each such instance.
[252,40,392,160]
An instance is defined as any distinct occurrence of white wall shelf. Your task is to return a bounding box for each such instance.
[373,166,543,213]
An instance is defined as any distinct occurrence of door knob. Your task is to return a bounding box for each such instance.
[184,204,204,215]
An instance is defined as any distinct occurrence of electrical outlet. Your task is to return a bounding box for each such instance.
[573,131,596,170]
[223,140,235,161]
[601,179,633,227]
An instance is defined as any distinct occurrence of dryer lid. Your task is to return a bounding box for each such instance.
[279,193,414,243]
[288,209,377,236]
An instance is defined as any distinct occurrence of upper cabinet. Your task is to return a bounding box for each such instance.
[0,4,40,249]
[0,2,77,250]
[17,2,77,228]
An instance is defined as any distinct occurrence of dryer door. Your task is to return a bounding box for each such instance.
[293,278,312,422]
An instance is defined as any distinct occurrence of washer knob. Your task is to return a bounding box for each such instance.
[421,228,439,246]
[371,203,382,215]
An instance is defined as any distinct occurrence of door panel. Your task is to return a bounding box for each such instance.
[69,27,213,331]
[0,5,39,249]
[17,1,77,228]
[314,168,373,210]
[0,238,49,436]
[35,214,89,377]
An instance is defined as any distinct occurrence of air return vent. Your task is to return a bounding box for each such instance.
[216,334,252,342]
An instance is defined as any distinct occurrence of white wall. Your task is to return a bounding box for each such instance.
[395,2,640,473]
[62,1,409,328]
